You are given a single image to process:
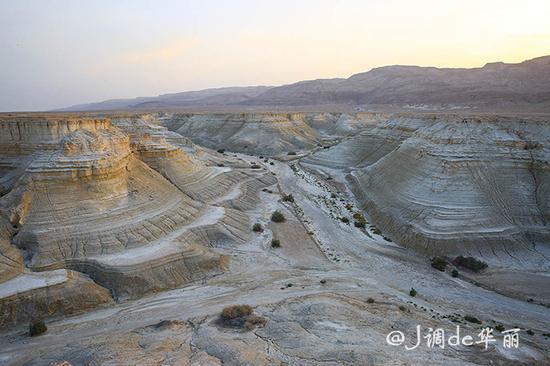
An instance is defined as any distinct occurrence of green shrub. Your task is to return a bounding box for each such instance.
[29,320,47,337]
[282,193,295,203]
[464,315,481,324]
[451,269,459,277]
[252,223,263,232]
[340,217,350,224]
[354,221,365,228]
[271,211,285,223]
[371,226,382,235]
[431,257,447,272]
[453,256,488,272]
[409,288,417,297]
[271,239,281,248]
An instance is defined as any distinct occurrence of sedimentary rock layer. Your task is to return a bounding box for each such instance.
[348,116,550,264]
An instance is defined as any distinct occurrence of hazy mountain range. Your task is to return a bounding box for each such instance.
[60,55,550,112]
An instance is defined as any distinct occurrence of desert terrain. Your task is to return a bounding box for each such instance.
[0,110,548,365]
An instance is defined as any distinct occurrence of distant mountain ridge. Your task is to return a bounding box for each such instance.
[60,55,550,112]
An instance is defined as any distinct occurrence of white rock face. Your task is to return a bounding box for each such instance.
[347,116,550,267]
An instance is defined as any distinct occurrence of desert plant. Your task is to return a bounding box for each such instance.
[352,212,366,222]
[399,305,407,311]
[371,226,382,235]
[271,239,281,248]
[464,315,482,324]
[271,211,285,223]
[217,148,225,154]
[244,315,268,331]
[252,223,264,232]
[250,164,261,169]
[340,217,350,224]
[366,298,375,304]
[320,279,327,284]
[282,193,295,203]
[409,288,417,297]
[495,324,505,332]
[526,329,534,335]
[451,269,459,278]
[354,221,365,228]
[287,151,297,155]
[431,257,447,272]
[29,320,47,336]
[221,304,253,320]
[453,256,488,272]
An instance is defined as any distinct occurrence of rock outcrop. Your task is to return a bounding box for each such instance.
[0,115,277,327]
[346,116,550,266]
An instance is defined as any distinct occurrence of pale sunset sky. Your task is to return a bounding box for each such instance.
[1,0,549,111]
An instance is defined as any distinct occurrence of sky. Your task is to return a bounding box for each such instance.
[1,0,549,111]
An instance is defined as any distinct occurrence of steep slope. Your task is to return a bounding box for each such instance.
[347,116,550,264]
[0,115,279,327]
[161,113,323,156]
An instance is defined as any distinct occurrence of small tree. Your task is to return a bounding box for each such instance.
[252,223,263,232]
[431,257,447,272]
[409,288,417,297]
[271,211,285,223]
[271,239,281,248]
[29,320,47,336]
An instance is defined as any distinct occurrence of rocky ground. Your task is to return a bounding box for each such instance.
[0,113,549,365]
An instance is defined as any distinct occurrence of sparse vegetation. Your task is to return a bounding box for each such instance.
[464,315,481,324]
[271,239,281,248]
[244,315,268,331]
[271,210,286,223]
[287,151,297,155]
[250,164,261,169]
[354,221,365,228]
[217,148,225,154]
[453,256,488,272]
[320,279,326,284]
[451,269,459,278]
[371,226,382,235]
[29,320,47,336]
[252,223,264,232]
[220,305,267,331]
[431,257,447,272]
[367,298,375,304]
[409,288,417,297]
[222,304,252,320]
[282,193,295,203]
[399,305,407,311]
[340,217,350,224]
